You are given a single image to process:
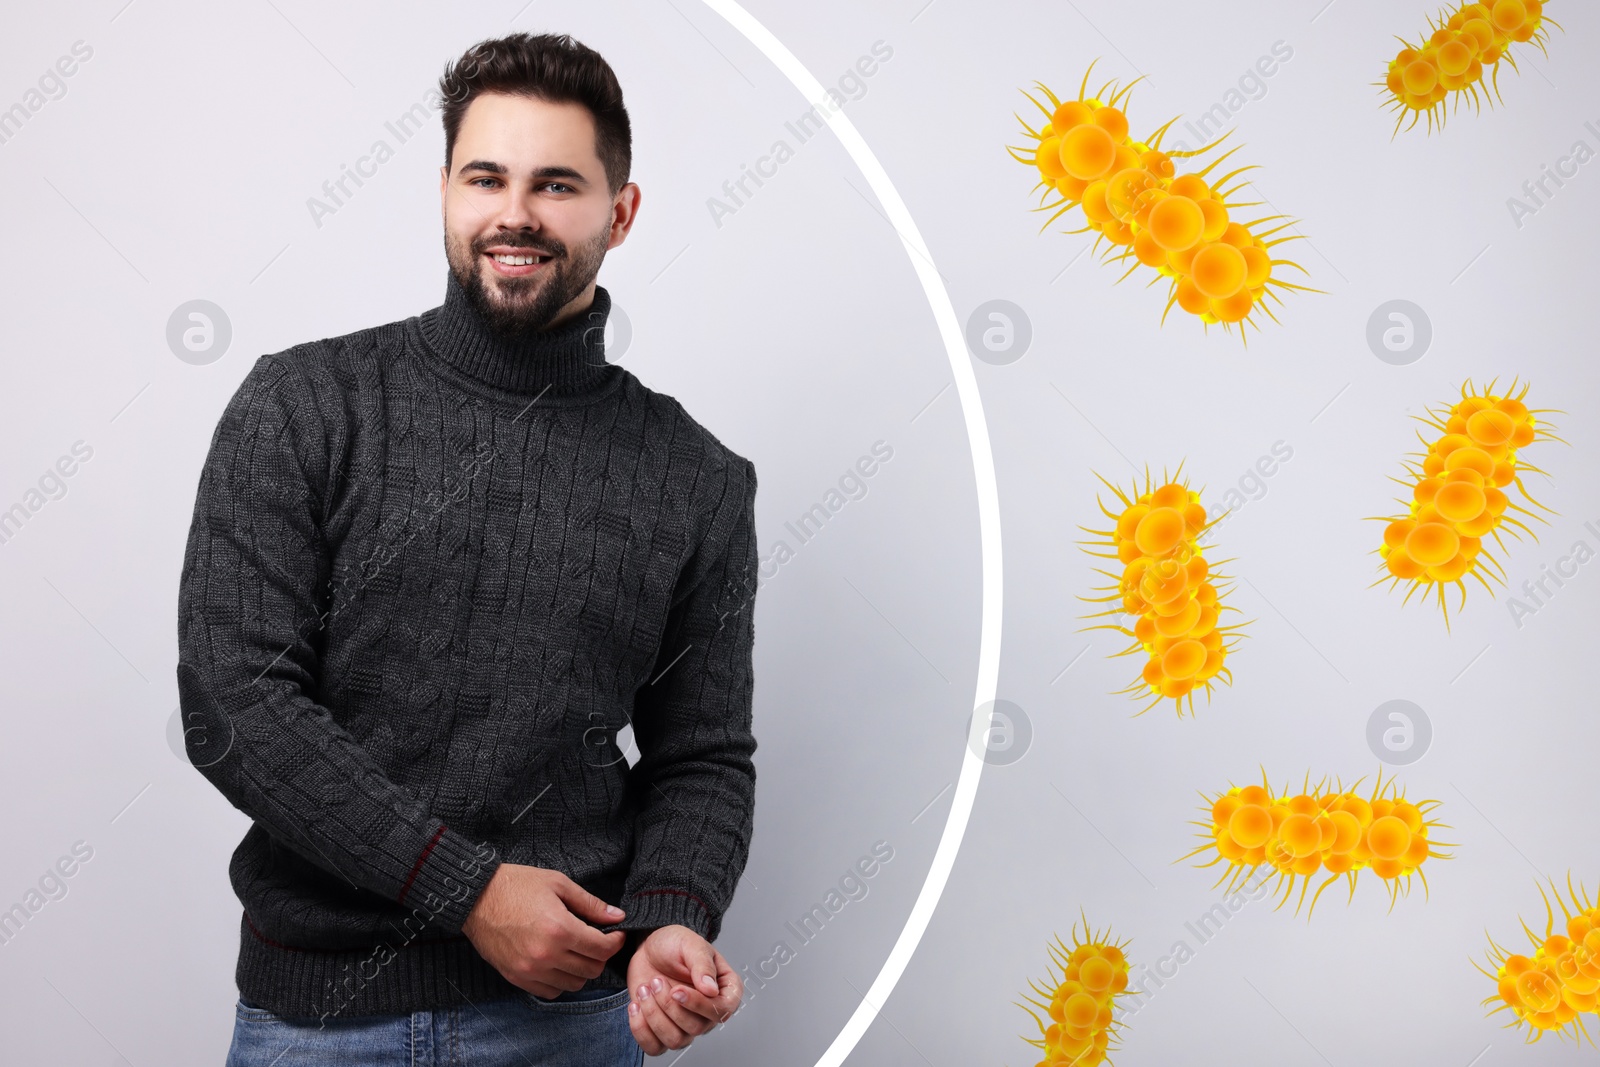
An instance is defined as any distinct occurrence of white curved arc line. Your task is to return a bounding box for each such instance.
[695,4,1003,1064]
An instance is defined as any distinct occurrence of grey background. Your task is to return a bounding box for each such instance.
[1,0,1597,1064]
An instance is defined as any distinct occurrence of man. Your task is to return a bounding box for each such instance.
[176,31,758,1064]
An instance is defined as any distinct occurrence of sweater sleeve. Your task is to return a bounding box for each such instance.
[616,456,759,943]
[175,353,501,935]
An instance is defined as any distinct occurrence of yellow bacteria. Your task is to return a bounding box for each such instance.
[1017,914,1134,1067]
[1478,875,1600,1047]
[1179,768,1454,918]
[1008,62,1317,342]
[1369,377,1564,631]
[1078,464,1248,718]
[1381,1,1562,135]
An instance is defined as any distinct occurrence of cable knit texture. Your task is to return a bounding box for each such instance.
[176,271,758,1018]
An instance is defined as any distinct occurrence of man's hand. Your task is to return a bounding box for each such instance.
[460,863,627,999]
[626,925,743,1055]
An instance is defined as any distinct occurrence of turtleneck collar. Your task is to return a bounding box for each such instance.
[418,269,621,398]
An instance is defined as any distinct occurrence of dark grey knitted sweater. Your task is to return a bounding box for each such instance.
[175,271,758,1019]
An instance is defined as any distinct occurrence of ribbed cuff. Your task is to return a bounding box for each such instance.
[614,887,719,942]
[395,823,501,935]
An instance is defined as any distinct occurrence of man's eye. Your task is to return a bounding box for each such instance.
[466,178,573,192]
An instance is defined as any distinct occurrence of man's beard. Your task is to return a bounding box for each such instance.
[446,223,610,339]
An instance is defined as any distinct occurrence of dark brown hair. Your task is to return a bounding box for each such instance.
[438,33,631,196]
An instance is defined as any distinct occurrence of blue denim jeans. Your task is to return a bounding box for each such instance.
[224,988,643,1066]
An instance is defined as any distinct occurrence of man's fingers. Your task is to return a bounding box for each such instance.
[684,938,721,997]
[636,981,691,1050]
[552,946,610,981]
[522,964,590,995]
[714,948,744,1006]
[553,875,626,926]
[667,982,726,1020]
[628,1000,665,1056]
[659,983,726,1033]
[520,968,584,997]
[563,919,627,962]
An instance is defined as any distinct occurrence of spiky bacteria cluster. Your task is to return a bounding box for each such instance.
[1009,65,1314,340]
[1383,1,1560,134]
[1480,877,1600,1047]
[1080,467,1245,718]
[1372,378,1562,629]
[1019,917,1133,1067]
[1181,770,1453,917]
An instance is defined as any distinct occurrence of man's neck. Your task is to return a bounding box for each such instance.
[416,270,620,398]
[543,280,597,331]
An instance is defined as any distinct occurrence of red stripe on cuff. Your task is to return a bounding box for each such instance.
[398,825,446,906]
[634,887,711,918]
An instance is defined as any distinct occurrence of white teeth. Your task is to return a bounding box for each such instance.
[492,253,546,266]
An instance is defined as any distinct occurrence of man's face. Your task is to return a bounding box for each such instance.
[440,91,638,336]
